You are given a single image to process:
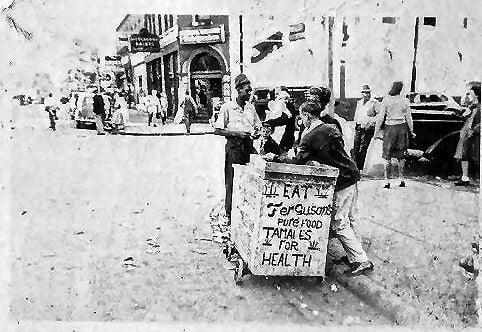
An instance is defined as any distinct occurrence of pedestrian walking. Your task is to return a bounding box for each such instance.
[179,90,198,134]
[44,92,59,131]
[145,90,161,127]
[374,81,415,188]
[93,88,106,135]
[269,101,374,276]
[159,92,168,125]
[214,73,261,224]
[137,89,147,114]
[351,85,380,170]
[454,80,480,186]
[111,92,129,134]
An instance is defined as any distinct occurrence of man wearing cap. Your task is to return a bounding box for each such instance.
[271,101,374,277]
[352,84,380,170]
[214,73,262,224]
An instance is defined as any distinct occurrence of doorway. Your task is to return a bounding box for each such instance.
[189,52,223,120]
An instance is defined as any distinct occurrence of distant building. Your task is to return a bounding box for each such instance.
[115,14,231,121]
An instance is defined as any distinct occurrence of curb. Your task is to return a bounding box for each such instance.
[325,250,428,325]
[120,131,214,137]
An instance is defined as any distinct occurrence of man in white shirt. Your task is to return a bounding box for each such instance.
[214,73,261,224]
[351,84,380,170]
[145,90,161,127]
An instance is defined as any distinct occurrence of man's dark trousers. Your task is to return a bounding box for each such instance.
[224,137,253,224]
[352,124,375,170]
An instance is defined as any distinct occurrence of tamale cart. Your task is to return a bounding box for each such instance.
[230,155,339,283]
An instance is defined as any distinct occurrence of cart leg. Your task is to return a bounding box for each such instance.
[234,257,245,284]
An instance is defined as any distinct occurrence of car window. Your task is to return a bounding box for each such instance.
[439,94,449,102]
[82,96,94,112]
[428,94,442,102]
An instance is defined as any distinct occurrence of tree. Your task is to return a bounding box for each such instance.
[2,0,33,41]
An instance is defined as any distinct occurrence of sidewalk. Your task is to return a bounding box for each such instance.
[328,178,478,327]
[124,109,214,136]
[210,178,478,327]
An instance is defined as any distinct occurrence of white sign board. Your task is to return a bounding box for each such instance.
[179,25,225,44]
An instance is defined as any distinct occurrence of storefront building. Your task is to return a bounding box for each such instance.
[143,14,231,121]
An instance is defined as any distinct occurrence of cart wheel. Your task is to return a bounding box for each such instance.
[234,258,245,284]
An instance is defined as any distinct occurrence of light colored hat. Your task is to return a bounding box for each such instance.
[361,85,371,93]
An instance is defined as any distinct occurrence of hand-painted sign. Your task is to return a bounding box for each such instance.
[231,160,338,277]
[250,31,283,64]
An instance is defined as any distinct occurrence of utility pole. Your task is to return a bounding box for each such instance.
[239,15,244,74]
[410,17,419,93]
[328,16,334,92]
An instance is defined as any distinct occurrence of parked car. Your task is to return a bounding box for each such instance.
[406,91,463,151]
[404,92,465,174]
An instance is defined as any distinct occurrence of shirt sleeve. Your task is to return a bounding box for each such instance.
[292,136,312,165]
[214,104,228,129]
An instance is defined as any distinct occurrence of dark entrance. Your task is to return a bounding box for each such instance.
[190,52,223,121]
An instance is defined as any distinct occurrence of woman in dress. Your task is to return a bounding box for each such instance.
[454,81,480,186]
[374,81,415,188]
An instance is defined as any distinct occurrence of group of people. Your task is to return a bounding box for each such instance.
[351,80,480,187]
[137,89,168,127]
[351,81,415,188]
[92,88,130,135]
[214,73,481,277]
[214,74,374,277]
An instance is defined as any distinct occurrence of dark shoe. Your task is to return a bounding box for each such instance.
[455,180,470,186]
[345,261,374,277]
[97,132,106,135]
[333,255,350,266]
[399,181,406,187]
[383,183,390,189]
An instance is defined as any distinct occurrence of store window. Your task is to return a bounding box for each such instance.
[139,76,142,88]
[144,14,149,29]
[152,15,156,35]
[169,15,174,28]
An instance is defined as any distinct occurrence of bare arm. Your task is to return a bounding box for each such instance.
[404,102,414,136]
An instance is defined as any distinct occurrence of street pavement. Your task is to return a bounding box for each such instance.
[3,104,478,328]
[6,104,388,326]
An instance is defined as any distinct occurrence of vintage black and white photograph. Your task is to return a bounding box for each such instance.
[0,0,480,330]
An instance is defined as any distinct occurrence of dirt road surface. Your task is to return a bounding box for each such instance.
[6,105,388,326]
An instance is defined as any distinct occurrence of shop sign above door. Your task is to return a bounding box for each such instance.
[130,28,160,53]
[179,25,225,45]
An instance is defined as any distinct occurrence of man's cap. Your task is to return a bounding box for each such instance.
[235,74,250,89]
[361,84,371,93]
